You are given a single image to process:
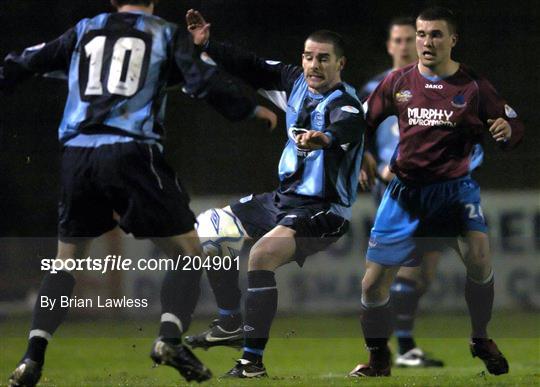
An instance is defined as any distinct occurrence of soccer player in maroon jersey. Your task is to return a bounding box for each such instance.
[349,6,523,377]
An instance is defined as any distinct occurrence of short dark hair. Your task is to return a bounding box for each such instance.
[387,16,416,38]
[306,30,346,58]
[417,6,458,34]
[111,0,157,7]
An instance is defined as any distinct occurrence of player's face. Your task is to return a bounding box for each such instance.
[416,19,457,69]
[302,39,344,94]
[387,25,417,67]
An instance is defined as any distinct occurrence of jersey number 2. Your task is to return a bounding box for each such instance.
[83,36,146,97]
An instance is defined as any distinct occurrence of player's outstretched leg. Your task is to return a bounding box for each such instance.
[150,232,212,383]
[9,240,87,387]
[349,262,396,377]
[462,231,508,375]
[185,208,244,350]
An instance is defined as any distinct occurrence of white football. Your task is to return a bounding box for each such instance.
[196,208,245,257]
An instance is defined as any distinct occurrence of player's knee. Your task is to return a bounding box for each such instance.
[466,260,492,283]
[181,236,204,257]
[466,248,491,273]
[248,246,278,271]
[362,276,387,302]
[196,208,245,258]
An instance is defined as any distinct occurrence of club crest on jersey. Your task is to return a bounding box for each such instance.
[395,90,412,103]
[451,93,467,108]
[341,105,360,114]
[313,112,324,127]
[425,83,443,89]
[504,104,517,118]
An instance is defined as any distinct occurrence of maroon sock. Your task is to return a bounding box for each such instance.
[465,274,494,339]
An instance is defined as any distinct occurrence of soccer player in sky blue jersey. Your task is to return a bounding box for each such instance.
[1,1,277,385]
[186,9,367,378]
[349,7,523,378]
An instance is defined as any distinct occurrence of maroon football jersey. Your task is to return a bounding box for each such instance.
[365,63,524,183]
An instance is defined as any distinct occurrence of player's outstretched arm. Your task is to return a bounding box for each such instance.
[1,29,76,92]
[185,9,301,94]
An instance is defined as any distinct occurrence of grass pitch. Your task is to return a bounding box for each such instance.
[1,312,538,386]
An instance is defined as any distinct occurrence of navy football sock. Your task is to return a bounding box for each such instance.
[361,298,393,364]
[24,337,48,365]
[207,267,241,311]
[30,271,76,335]
[242,347,264,363]
[242,270,277,361]
[27,270,76,364]
[217,308,242,331]
[159,268,202,340]
[206,266,242,330]
[390,277,420,354]
[465,272,494,339]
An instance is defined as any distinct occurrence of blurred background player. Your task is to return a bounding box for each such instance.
[349,6,523,378]
[185,9,367,378]
[1,0,277,385]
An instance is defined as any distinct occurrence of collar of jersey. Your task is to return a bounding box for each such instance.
[307,82,344,100]
[119,10,151,16]
[417,64,461,83]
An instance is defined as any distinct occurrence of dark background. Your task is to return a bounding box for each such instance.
[1,0,538,236]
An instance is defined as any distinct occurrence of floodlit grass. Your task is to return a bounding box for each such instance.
[1,312,538,386]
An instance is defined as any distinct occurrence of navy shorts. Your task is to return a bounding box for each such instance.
[230,191,349,265]
[58,142,196,239]
[367,175,487,267]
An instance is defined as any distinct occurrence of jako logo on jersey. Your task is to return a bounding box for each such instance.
[341,105,360,114]
[408,107,456,127]
[395,90,413,103]
[504,104,518,118]
[425,83,443,89]
[451,93,467,108]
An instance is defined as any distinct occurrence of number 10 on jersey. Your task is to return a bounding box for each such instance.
[80,32,151,99]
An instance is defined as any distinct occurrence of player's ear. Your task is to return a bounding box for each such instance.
[451,33,458,47]
[338,56,346,71]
